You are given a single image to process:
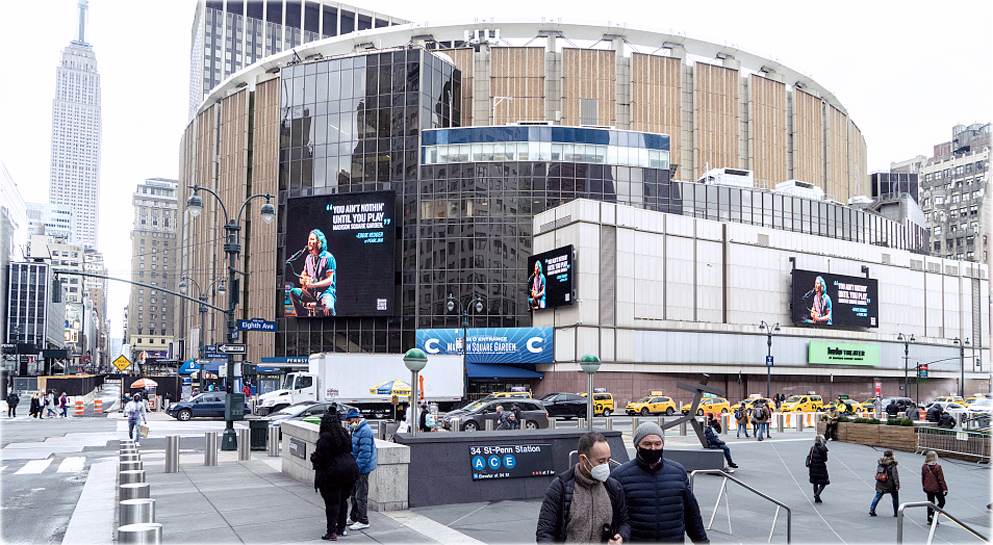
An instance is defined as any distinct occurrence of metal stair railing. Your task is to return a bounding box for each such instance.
[689,469,792,544]
[896,501,988,544]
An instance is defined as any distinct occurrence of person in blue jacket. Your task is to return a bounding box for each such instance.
[345,409,377,531]
[611,422,709,543]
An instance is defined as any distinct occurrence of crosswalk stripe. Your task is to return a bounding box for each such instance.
[15,459,53,474]
[57,457,85,473]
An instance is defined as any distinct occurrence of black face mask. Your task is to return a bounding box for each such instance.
[637,447,663,466]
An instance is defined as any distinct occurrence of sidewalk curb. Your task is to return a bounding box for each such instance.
[62,459,116,545]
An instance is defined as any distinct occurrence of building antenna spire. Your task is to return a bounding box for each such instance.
[76,0,88,45]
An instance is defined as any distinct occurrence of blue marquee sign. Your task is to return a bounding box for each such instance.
[416,327,553,364]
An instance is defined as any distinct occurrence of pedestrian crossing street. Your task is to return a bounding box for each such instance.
[2,456,88,475]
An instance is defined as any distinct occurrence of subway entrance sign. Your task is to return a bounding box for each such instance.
[469,443,553,480]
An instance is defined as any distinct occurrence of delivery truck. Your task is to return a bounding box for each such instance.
[254,352,464,417]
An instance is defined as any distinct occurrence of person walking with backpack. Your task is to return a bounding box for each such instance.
[7,391,20,418]
[806,435,829,503]
[869,450,900,517]
[45,390,57,418]
[734,404,750,438]
[921,450,948,525]
[752,402,770,441]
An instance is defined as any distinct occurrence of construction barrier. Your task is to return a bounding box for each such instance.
[94,399,103,413]
[75,400,84,416]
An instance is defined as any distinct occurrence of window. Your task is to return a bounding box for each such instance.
[934,226,942,236]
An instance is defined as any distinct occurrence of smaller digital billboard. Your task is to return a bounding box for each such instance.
[527,245,574,311]
[791,269,878,329]
[283,190,396,317]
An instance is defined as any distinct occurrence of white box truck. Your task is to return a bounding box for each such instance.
[255,352,464,417]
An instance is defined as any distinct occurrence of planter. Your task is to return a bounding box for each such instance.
[817,421,917,452]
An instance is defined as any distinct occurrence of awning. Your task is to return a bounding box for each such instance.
[466,363,544,380]
[178,360,225,374]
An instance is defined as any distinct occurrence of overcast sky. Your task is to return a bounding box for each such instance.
[1,0,991,343]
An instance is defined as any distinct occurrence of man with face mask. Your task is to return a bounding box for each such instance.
[611,423,709,543]
[537,432,630,543]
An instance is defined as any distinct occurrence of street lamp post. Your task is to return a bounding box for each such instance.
[954,337,970,398]
[898,333,915,398]
[179,276,226,391]
[758,321,780,398]
[403,348,428,437]
[579,354,601,431]
[446,294,485,401]
[186,184,275,451]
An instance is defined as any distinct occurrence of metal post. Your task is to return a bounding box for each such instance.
[631,417,639,434]
[680,420,687,436]
[238,428,250,461]
[485,418,495,431]
[268,427,280,457]
[578,418,586,429]
[119,461,143,472]
[604,418,613,430]
[586,372,594,431]
[165,436,179,473]
[777,413,784,433]
[119,483,150,501]
[547,418,556,430]
[119,498,156,525]
[205,432,218,466]
[117,523,162,544]
[766,331,772,399]
[221,229,237,451]
[960,339,966,398]
[410,369,419,437]
[120,470,145,484]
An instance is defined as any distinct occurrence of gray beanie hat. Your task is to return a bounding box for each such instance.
[633,422,665,447]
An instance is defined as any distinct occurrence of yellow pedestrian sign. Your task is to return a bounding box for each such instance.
[113,355,132,372]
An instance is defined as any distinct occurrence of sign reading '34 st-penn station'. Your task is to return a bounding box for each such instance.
[808,341,879,366]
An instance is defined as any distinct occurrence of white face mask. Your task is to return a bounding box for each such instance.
[583,455,611,482]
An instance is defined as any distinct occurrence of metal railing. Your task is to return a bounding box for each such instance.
[689,469,791,543]
[916,427,991,463]
[896,501,988,544]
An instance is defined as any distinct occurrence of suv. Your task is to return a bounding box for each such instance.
[580,392,616,416]
[780,395,824,413]
[878,397,919,418]
[626,395,676,416]
[540,392,589,419]
[439,398,548,431]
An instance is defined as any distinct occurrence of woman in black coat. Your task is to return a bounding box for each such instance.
[311,411,360,541]
[807,434,829,503]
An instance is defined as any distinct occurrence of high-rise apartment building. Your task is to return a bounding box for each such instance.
[918,123,991,262]
[49,0,102,250]
[126,179,178,360]
[187,0,407,118]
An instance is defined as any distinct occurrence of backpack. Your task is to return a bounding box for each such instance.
[753,406,766,420]
[875,464,888,482]
[734,408,745,420]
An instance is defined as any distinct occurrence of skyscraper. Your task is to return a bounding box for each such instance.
[49,0,101,250]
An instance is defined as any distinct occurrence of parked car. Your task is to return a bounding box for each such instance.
[877,396,919,416]
[264,400,358,435]
[439,398,548,431]
[626,395,676,416]
[681,397,731,416]
[490,391,532,399]
[926,401,969,417]
[834,399,865,414]
[540,392,589,419]
[966,396,993,415]
[780,394,824,413]
[735,397,775,412]
[166,392,250,421]
[934,395,965,404]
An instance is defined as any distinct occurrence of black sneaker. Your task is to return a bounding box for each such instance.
[869,511,877,517]
[729,463,738,468]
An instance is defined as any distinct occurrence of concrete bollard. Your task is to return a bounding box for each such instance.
[657,416,665,428]
[268,427,280,457]
[165,436,179,473]
[204,432,218,466]
[777,413,784,433]
[547,418,556,430]
[604,418,613,430]
[578,418,586,429]
[720,415,729,435]
[679,421,687,436]
[238,428,250,461]
[120,470,146,484]
[119,483,151,501]
[119,461,143,472]
[796,414,804,432]
[117,522,162,544]
[119,498,155,525]
[485,419,495,431]
[630,417,639,434]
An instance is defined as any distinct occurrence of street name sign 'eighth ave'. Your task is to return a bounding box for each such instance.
[216,343,247,355]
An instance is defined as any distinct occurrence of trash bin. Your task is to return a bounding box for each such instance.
[248,419,269,451]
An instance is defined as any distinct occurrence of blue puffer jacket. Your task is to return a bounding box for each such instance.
[611,456,709,543]
[350,419,378,474]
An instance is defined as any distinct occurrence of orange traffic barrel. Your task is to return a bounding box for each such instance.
[75,400,84,416]
[94,399,103,413]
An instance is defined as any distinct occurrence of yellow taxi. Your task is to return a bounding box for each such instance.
[625,393,677,416]
[490,391,532,399]
[780,394,824,412]
[833,398,864,414]
[964,395,983,406]
[681,396,731,416]
[935,395,965,404]
[736,397,775,412]
[580,392,616,416]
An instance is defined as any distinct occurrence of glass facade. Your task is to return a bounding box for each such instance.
[871,172,919,203]
[275,48,459,357]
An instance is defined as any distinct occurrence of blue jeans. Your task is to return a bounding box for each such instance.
[712,444,734,465]
[870,491,899,515]
[736,422,750,437]
[128,418,141,440]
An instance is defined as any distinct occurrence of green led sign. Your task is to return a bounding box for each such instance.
[808,341,879,366]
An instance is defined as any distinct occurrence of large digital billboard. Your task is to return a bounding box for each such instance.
[283,191,396,317]
[527,245,574,311]
[791,269,878,328]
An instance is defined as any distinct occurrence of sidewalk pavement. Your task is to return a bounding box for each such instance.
[66,424,992,544]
